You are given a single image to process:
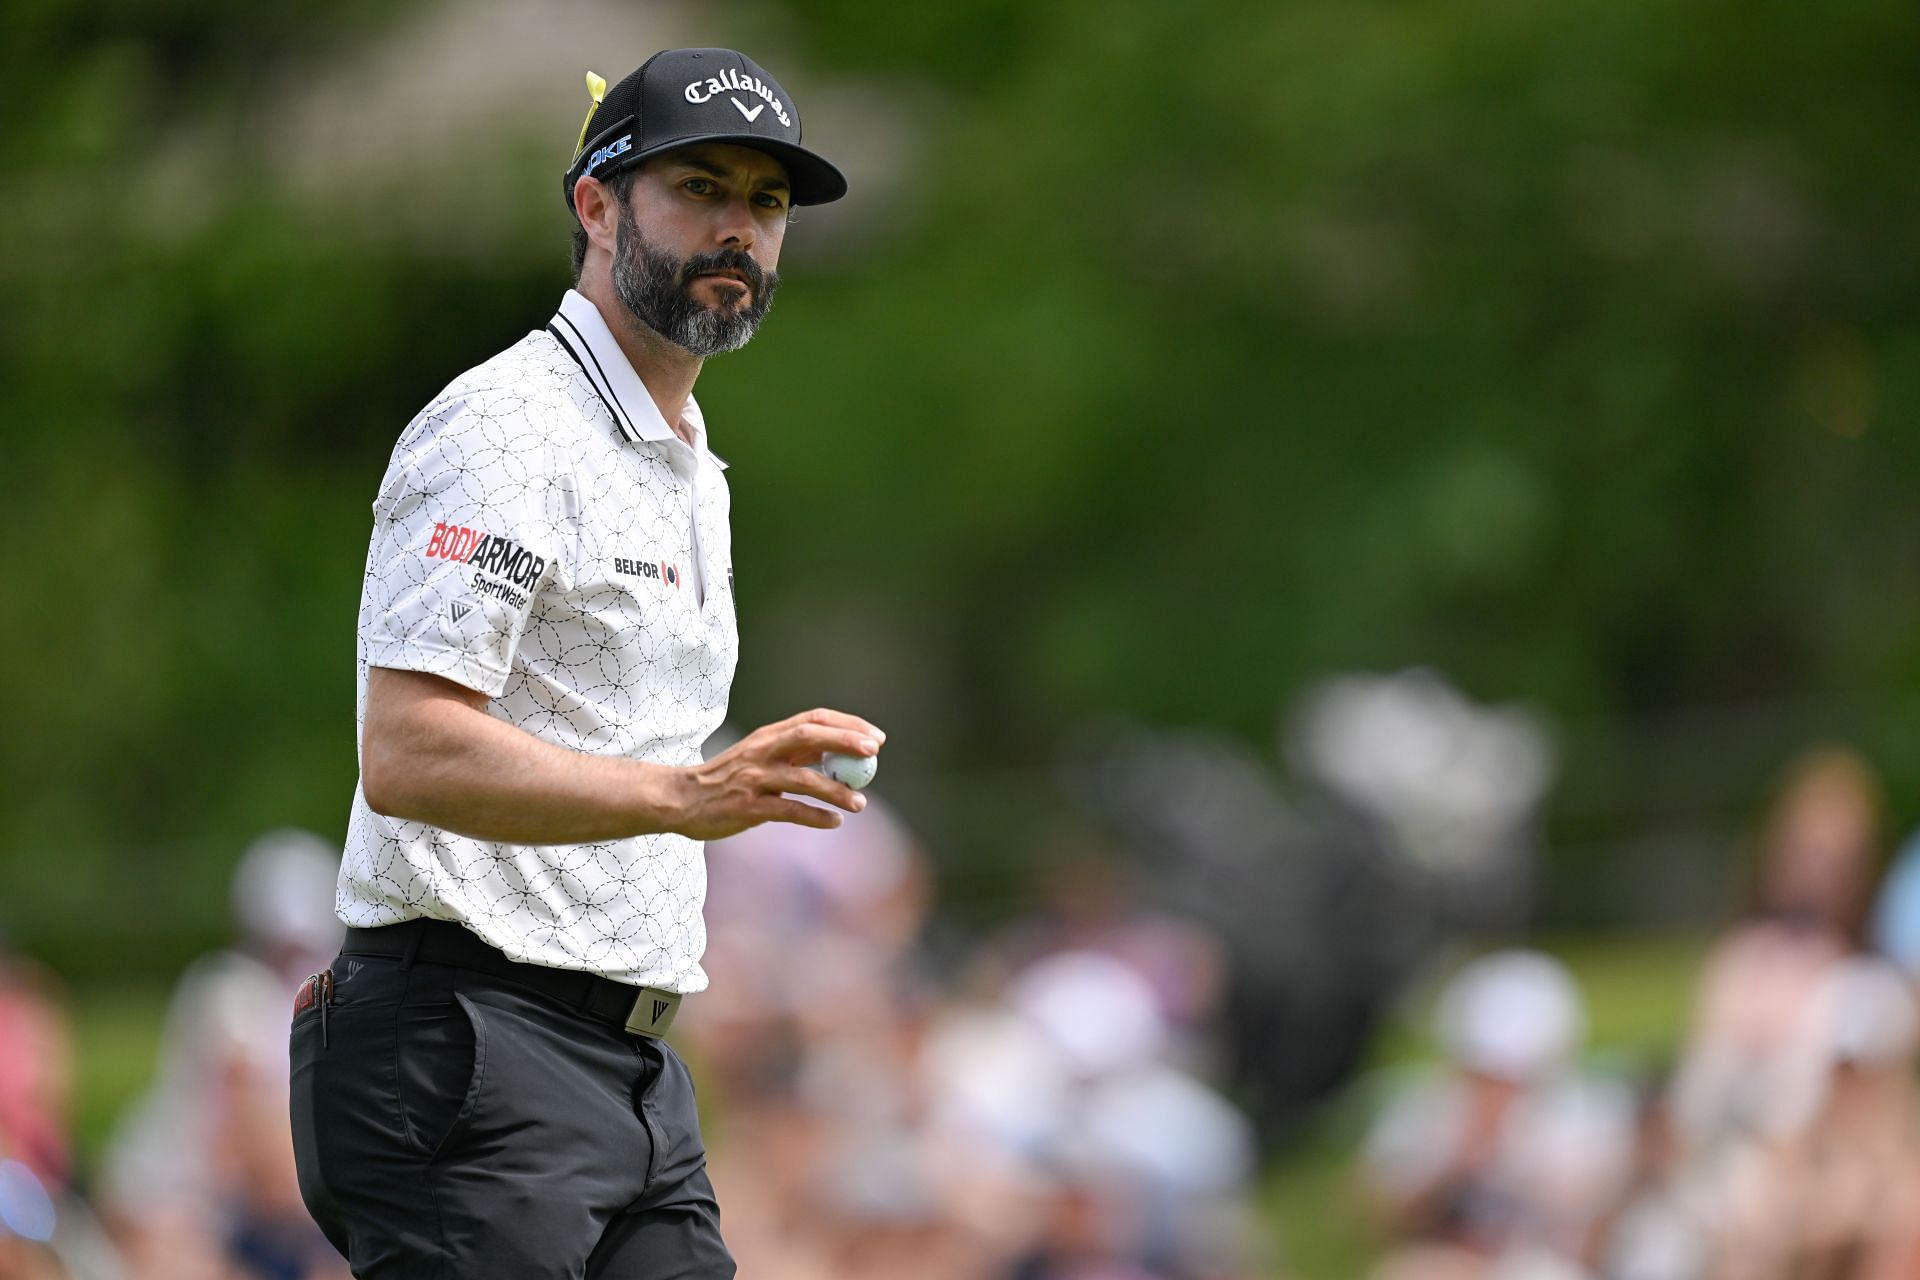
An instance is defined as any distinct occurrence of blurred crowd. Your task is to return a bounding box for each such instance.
[8,734,1920,1279]
[1363,746,1920,1280]
[1,830,347,1280]
[0,803,1265,1280]
[688,800,1261,1280]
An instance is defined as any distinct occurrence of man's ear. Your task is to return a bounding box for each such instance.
[573,175,621,259]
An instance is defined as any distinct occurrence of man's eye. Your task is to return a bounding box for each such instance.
[684,178,715,195]
[754,193,789,211]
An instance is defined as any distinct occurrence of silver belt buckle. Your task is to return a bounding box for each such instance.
[624,987,681,1038]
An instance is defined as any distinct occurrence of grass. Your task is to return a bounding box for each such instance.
[67,979,173,1175]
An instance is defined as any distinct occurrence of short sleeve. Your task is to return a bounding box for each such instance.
[359,387,576,696]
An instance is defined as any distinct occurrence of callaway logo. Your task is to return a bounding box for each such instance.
[651,998,671,1025]
[684,70,791,128]
[731,98,764,122]
[450,601,472,624]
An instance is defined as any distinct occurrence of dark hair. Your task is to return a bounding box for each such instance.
[1744,743,1888,944]
[570,168,641,281]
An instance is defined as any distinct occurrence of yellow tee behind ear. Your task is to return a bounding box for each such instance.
[573,71,608,158]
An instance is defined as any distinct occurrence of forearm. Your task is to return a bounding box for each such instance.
[363,666,883,845]
[361,670,686,844]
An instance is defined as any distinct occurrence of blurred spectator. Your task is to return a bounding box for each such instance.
[1868,828,1920,978]
[1709,956,1920,1278]
[1670,746,1887,1156]
[1594,1072,1716,1280]
[1361,950,1636,1279]
[98,830,344,1280]
[0,949,69,1194]
[0,1165,126,1280]
[1,941,70,1280]
[692,784,1265,1280]
[978,831,1226,1063]
[692,796,964,1280]
[0,1159,64,1280]
[929,952,1257,1276]
[694,793,933,1101]
[0,937,124,1280]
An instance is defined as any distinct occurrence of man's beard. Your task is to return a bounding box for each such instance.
[611,209,778,357]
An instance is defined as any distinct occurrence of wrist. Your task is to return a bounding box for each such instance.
[629,760,694,836]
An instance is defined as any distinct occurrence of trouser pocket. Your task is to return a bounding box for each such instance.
[289,1000,348,1257]
[397,990,488,1160]
[289,958,492,1272]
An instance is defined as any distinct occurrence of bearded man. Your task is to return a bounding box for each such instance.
[288,48,880,1280]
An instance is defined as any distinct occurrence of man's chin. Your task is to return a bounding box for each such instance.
[690,292,755,320]
[672,317,763,358]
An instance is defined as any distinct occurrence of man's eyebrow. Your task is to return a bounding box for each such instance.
[671,154,791,192]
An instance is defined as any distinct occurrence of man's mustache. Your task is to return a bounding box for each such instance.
[680,249,770,294]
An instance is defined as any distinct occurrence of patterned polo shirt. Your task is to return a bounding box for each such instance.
[337,289,737,991]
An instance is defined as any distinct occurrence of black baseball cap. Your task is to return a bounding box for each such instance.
[563,48,847,213]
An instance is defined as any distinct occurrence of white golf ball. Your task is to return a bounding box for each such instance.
[818,751,878,790]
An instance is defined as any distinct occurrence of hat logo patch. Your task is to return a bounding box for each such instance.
[684,70,791,128]
[585,133,632,175]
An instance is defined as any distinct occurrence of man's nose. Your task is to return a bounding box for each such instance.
[714,196,757,250]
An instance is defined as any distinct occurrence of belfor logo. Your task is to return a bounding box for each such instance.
[613,556,683,589]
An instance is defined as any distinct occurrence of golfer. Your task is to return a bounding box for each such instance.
[289,47,877,1279]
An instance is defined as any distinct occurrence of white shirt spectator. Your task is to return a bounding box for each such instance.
[337,289,737,990]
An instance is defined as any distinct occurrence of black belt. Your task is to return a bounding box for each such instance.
[342,918,683,1037]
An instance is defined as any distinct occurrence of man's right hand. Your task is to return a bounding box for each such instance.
[665,708,884,841]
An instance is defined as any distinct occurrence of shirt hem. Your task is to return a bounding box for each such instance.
[361,642,509,698]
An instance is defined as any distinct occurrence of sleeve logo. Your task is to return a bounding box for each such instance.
[426,522,548,601]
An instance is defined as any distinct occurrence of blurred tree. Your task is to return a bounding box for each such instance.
[3,0,1920,971]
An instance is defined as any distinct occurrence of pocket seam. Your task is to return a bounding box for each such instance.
[426,991,489,1164]
[393,990,489,1161]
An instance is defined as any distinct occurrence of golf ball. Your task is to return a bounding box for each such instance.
[818,751,878,790]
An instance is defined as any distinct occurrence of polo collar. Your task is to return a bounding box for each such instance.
[548,290,715,459]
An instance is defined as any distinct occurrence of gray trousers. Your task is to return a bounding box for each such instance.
[289,946,734,1279]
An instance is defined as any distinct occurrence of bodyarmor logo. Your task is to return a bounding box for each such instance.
[425,522,547,591]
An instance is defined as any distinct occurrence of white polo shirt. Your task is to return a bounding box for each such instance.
[336,289,738,991]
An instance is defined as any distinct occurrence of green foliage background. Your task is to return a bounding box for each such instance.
[5,0,1920,974]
